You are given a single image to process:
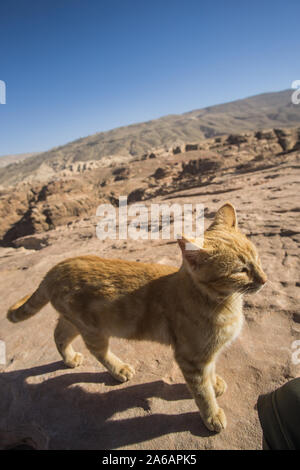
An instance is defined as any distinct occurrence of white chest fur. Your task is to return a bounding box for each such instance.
[214,296,244,349]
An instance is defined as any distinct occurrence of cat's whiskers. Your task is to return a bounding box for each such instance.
[266,280,294,298]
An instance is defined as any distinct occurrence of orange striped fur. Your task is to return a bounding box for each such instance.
[7,203,267,432]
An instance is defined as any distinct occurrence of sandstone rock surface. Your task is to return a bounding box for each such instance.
[0,128,299,450]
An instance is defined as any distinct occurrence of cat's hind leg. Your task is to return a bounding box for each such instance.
[213,375,227,397]
[211,362,227,397]
[82,333,135,383]
[54,316,83,368]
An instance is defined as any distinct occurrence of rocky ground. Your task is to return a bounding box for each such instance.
[0,128,299,449]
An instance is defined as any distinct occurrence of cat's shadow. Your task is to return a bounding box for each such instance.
[1,361,213,448]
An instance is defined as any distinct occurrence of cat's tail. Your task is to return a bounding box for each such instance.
[7,281,49,323]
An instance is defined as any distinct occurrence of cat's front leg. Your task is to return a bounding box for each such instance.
[176,355,227,433]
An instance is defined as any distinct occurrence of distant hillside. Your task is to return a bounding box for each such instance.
[0,89,299,186]
[0,153,38,168]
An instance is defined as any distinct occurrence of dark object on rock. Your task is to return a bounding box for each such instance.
[152,167,168,179]
[255,130,275,140]
[226,134,248,145]
[127,188,146,203]
[257,378,300,450]
[185,143,198,152]
[113,167,130,181]
[173,146,181,154]
[181,158,221,176]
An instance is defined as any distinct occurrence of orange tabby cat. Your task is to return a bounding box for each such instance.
[7,203,267,432]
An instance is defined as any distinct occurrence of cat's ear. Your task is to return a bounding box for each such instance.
[177,235,206,267]
[209,202,238,230]
[177,235,203,252]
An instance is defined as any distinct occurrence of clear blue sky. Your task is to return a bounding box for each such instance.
[0,0,299,156]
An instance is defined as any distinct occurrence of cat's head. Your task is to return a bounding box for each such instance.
[178,202,267,298]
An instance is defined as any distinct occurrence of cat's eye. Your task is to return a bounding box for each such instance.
[234,266,248,274]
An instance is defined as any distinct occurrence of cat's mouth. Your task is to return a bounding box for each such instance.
[244,283,266,294]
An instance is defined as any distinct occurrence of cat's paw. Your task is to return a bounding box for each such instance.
[113,364,135,383]
[214,375,227,397]
[65,352,84,368]
[204,408,227,433]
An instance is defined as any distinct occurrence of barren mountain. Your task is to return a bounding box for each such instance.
[0,89,299,186]
[0,153,39,168]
